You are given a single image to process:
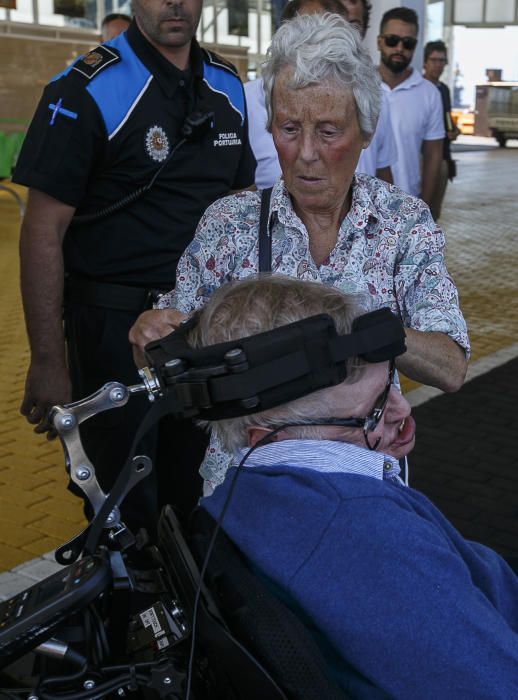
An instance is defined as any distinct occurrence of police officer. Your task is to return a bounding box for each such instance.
[13,0,256,533]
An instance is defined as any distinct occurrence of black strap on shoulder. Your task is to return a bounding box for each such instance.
[258,187,273,273]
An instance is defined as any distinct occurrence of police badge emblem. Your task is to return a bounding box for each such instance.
[145,126,170,163]
[83,51,103,68]
[72,45,120,80]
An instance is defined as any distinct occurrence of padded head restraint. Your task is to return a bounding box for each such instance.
[144,307,406,421]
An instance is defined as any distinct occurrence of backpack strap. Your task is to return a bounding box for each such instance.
[258,187,273,273]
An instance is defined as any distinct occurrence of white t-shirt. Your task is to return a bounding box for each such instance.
[244,79,281,189]
[357,92,397,177]
[382,69,445,197]
[244,78,397,189]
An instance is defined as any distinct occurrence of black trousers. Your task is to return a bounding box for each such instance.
[64,302,206,536]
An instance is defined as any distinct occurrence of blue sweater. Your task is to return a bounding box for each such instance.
[202,440,518,699]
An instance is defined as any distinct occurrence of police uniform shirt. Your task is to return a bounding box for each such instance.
[14,21,256,287]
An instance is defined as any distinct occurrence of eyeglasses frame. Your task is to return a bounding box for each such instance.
[380,33,418,51]
[278,360,397,451]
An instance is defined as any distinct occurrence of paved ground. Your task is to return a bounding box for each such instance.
[0,184,84,578]
[410,357,518,559]
[0,136,517,598]
[403,138,518,558]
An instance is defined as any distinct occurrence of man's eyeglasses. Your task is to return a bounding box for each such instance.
[381,34,417,51]
[294,360,396,451]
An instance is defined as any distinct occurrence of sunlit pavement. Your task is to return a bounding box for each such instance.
[1,136,517,597]
[407,137,518,559]
[0,183,85,595]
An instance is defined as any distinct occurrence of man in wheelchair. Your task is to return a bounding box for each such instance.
[185,275,518,698]
[1,276,517,700]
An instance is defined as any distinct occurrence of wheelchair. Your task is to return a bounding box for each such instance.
[0,500,346,700]
[0,307,405,699]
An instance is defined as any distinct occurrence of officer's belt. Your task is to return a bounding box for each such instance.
[65,276,169,313]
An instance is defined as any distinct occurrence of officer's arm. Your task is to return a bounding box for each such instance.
[19,188,76,437]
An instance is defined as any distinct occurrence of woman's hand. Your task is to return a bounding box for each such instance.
[129,309,188,367]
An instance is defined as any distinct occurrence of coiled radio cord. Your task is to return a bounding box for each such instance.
[72,110,214,226]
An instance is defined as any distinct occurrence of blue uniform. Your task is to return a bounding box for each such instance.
[15,23,255,285]
[14,22,256,531]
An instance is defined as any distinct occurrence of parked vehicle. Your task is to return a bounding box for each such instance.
[474,82,518,147]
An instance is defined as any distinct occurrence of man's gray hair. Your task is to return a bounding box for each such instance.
[186,276,369,454]
[262,12,381,138]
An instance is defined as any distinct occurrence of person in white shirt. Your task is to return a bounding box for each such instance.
[245,78,282,189]
[245,0,396,189]
[377,7,444,206]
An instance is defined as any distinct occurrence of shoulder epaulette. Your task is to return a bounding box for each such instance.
[203,49,239,78]
[72,45,121,80]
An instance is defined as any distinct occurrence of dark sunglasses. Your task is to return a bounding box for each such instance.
[286,360,397,451]
[381,34,417,51]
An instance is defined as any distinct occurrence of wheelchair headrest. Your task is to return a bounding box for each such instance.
[143,307,406,421]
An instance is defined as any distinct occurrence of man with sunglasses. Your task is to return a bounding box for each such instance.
[378,7,444,209]
[197,275,518,699]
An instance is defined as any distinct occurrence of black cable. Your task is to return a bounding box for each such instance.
[71,137,187,226]
[38,657,154,697]
[184,425,289,700]
[83,605,95,665]
[38,663,89,690]
[90,606,110,661]
[71,106,214,226]
[85,606,103,665]
[0,689,32,700]
[38,672,149,700]
[99,661,155,673]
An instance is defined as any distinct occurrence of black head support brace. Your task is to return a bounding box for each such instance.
[143,307,406,421]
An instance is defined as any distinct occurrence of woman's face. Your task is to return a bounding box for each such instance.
[271,66,369,216]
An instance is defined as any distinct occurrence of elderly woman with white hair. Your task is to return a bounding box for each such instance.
[130,13,469,489]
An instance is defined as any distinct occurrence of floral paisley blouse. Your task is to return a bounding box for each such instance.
[158,174,469,486]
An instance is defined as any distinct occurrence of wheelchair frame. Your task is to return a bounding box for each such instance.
[0,376,345,700]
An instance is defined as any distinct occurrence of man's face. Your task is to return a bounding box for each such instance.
[378,19,417,74]
[132,0,202,50]
[424,50,447,82]
[324,362,416,459]
[340,0,364,35]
